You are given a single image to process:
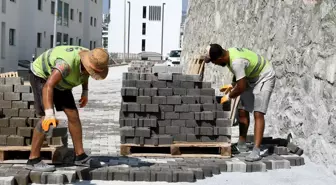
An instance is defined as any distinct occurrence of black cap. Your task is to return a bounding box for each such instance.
[204,44,224,63]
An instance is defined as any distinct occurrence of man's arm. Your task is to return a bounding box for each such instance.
[42,70,63,110]
[229,77,247,99]
[228,59,248,99]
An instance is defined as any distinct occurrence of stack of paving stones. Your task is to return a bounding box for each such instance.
[0,77,64,146]
[119,70,232,146]
[127,60,158,73]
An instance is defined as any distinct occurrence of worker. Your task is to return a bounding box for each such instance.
[204,44,276,162]
[26,46,109,172]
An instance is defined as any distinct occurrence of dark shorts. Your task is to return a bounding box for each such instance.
[29,71,77,116]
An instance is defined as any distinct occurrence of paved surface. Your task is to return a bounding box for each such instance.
[54,65,336,185]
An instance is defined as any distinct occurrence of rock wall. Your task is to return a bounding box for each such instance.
[182,0,336,174]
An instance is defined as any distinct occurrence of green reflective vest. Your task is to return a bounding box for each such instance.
[227,48,270,78]
[31,46,90,90]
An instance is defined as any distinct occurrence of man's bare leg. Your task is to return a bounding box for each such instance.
[254,111,265,148]
[237,109,250,152]
[29,117,45,159]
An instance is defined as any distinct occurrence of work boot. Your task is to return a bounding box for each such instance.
[25,158,56,172]
[74,154,102,168]
[237,141,249,153]
[245,147,262,162]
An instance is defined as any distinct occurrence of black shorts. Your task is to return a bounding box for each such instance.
[29,71,77,116]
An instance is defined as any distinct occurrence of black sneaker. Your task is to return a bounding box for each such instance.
[25,160,56,172]
[74,156,102,168]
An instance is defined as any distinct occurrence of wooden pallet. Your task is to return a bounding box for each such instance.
[120,142,231,158]
[0,145,62,162]
[0,71,19,78]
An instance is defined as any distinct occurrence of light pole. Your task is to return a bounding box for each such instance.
[53,0,58,48]
[127,1,131,60]
[161,3,166,60]
[123,0,127,64]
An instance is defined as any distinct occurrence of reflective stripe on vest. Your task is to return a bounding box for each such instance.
[249,54,266,78]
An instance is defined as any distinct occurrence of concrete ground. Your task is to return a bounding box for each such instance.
[55,65,336,185]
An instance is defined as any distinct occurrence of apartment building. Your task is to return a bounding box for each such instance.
[108,0,182,57]
[0,0,103,72]
[102,13,110,49]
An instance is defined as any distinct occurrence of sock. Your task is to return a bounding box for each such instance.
[27,157,42,165]
[238,140,246,146]
[75,153,89,161]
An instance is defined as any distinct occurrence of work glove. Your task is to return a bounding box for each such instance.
[220,94,231,104]
[79,90,88,108]
[220,84,233,94]
[42,109,58,132]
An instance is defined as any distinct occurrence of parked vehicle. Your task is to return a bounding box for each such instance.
[165,49,181,66]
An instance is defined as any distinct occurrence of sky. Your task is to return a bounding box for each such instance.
[103,0,188,14]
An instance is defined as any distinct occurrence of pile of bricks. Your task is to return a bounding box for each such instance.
[119,71,232,145]
[127,61,158,73]
[0,77,64,146]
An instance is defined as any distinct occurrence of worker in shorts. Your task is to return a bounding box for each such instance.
[26,46,109,171]
[204,44,276,162]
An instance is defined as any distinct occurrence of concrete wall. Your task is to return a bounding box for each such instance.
[108,0,182,56]
[0,0,103,72]
[182,0,336,174]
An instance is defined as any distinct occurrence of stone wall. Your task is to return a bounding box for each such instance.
[182,0,336,174]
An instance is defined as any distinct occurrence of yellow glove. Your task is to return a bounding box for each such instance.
[79,90,88,108]
[220,95,230,104]
[220,84,233,94]
[42,109,58,132]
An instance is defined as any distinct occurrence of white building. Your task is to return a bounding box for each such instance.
[108,0,182,58]
[0,0,103,73]
[102,14,110,49]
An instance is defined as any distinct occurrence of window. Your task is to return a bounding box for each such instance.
[38,0,42,10]
[93,41,96,48]
[51,1,55,14]
[57,1,63,25]
[78,38,81,46]
[37,33,42,48]
[142,23,146,35]
[1,22,6,59]
[70,9,74,20]
[90,41,92,49]
[63,3,69,27]
[141,39,146,51]
[90,17,93,26]
[2,0,6,13]
[149,6,161,21]
[9,29,15,46]
[79,12,82,22]
[50,35,54,48]
[63,34,68,45]
[69,38,73,45]
[56,32,62,46]
[142,6,147,19]
[94,18,96,27]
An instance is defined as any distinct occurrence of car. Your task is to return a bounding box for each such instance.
[165,49,181,66]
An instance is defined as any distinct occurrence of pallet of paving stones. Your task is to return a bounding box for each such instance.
[127,60,158,73]
[119,69,233,158]
[0,77,67,161]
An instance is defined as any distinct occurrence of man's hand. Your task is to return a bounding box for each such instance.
[220,94,230,104]
[79,90,88,108]
[220,84,233,94]
[42,109,58,132]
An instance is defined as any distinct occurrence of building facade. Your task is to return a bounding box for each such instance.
[0,0,103,72]
[102,13,110,49]
[108,0,182,58]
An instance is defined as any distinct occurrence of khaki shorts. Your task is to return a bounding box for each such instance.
[238,77,276,114]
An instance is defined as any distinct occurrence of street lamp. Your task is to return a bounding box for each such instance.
[53,0,59,48]
[161,3,166,60]
[123,0,127,64]
[127,1,131,60]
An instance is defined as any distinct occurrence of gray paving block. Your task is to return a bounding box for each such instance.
[48,127,67,138]
[122,80,137,87]
[165,112,179,120]
[0,127,17,135]
[194,112,202,120]
[0,78,4,85]
[296,148,304,156]
[216,127,232,135]
[121,87,138,96]
[21,93,34,101]
[142,118,157,127]
[173,134,187,142]
[130,168,151,181]
[287,142,299,153]
[155,170,173,182]
[186,134,200,142]
[158,73,173,81]
[181,96,196,104]
[76,167,93,181]
[0,100,11,108]
[159,105,173,112]
[180,127,195,134]
[158,135,173,145]
[200,120,214,127]
[199,127,214,136]
[136,80,152,88]
[174,105,189,112]
[14,170,30,185]
[152,66,168,73]
[202,111,214,120]
[251,161,267,172]
[123,118,138,127]
[158,120,171,127]
[141,88,158,96]
[187,89,200,96]
[152,81,167,88]
[146,104,159,112]
[165,126,180,134]
[54,171,76,183]
[274,146,288,155]
[200,88,215,96]
[125,103,141,112]
[0,85,14,92]
[152,96,167,105]
[199,164,213,177]
[0,118,9,127]
[217,136,231,142]
[3,109,19,117]
[195,82,211,88]
[91,168,108,180]
[5,77,23,85]
[202,103,216,111]
[14,85,31,93]
[120,112,135,118]
[200,96,214,104]
[135,127,151,137]
[185,120,198,127]
[179,112,194,120]
[7,135,24,146]
[123,72,140,80]
[19,109,35,117]
[216,119,231,127]
[158,88,172,96]
[188,104,201,112]
[167,81,181,88]
[120,127,135,136]
[172,120,186,127]
[173,88,186,96]
[174,170,195,182]
[0,92,3,100]
[181,81,194,89]
[4,92,20,101]
[0,135,7,145]
[136,96,151,104]
[29,171,42,183]
[17,127,33,137]
[11,101,28,109]
[45,172,65,184]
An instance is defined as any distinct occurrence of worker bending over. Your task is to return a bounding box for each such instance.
[26,46,109,171]
[204,44,276,162]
